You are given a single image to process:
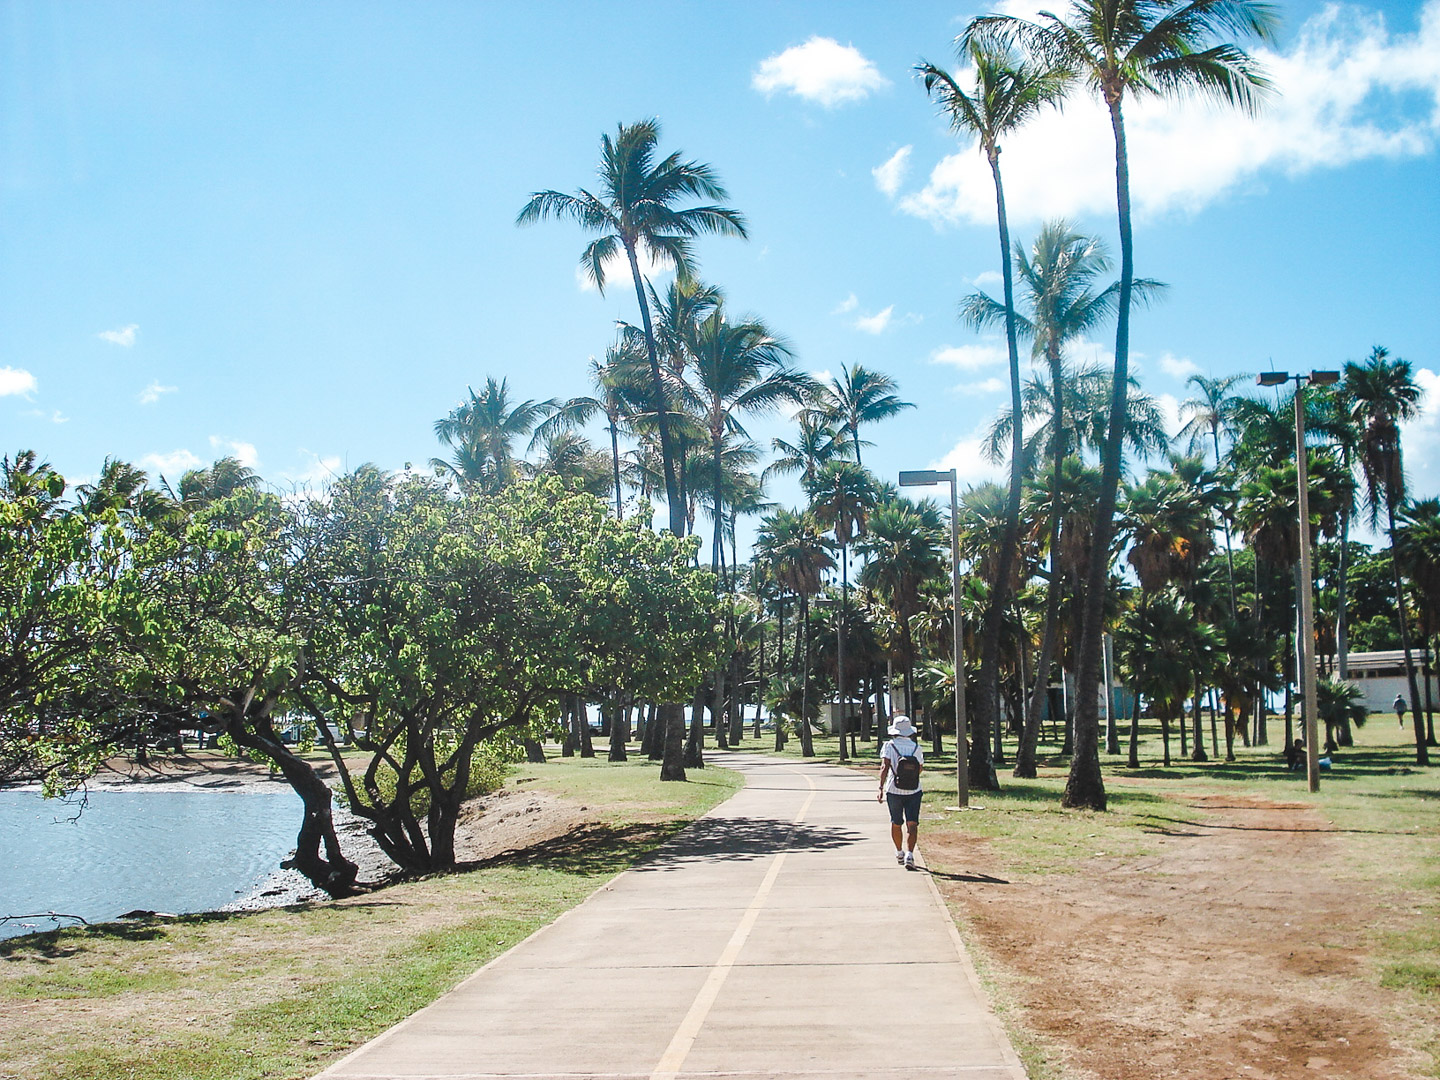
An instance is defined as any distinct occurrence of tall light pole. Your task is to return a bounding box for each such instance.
[1258,369,1340,794]
[899,469,968,807]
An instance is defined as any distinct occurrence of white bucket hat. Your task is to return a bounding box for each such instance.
[888,715,916,737]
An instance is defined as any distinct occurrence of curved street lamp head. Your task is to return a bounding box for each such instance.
[1257,371,1289,386]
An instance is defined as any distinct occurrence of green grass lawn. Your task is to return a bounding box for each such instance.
[0,756,741,1080]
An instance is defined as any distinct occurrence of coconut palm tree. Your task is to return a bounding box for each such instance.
[432,377,551,494]
[1395,498,1440,746]
[533,344,645,518]
[970,0,1277,810]
[815,365,913,468]
[172,456,262,508]
[767,410,853,487]
[1344,346,1428,765]
[805,460,880,761]
[857,500,948,754]
[757,508,835,756]
[517,121,746,538]
[918,45,1070,789]
[1179,373,1249,616]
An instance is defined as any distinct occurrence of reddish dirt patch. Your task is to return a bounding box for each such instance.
[928,794,1422,1080]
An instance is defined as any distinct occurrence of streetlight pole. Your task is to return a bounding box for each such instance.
[1258,369,1339,794]
[899,469,968,807]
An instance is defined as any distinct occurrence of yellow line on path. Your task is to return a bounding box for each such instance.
[649,769,817,1080]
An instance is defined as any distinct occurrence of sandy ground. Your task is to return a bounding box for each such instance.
[928,791,1431,1080]
[68,754,594,912]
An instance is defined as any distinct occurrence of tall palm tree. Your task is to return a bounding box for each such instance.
[1344,346,1428,766]
[971,0,1276,810]
[857,500,948,753]
[758,508,835,756]
[172,455,262,508]
[815,364,914,468]
[680,310,804,576]
[432,377,550,494]
[517,120,747,538]
[1179,372,1249,616]
[1395,498,1440,746]
[966,221,1161,775]
[767,409,852,487]
[533,343,646,518]
[805,460,880,761]
[920,44,1070,791]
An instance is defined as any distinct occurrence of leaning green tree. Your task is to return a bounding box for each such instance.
[970,0,1278,809]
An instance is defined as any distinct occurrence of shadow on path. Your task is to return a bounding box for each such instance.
[633,816,864,871]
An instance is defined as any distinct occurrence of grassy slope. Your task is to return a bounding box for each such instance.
[0,756,741,1080]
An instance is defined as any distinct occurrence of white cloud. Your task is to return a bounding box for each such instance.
[971,270,1003,289]
[98,324,139,347]
[282,451,343,491]
[141,449,203,477]
[575,243,668,293]
[930,343,1007,371]
[855,305,895,334]
[753,37,889,107]
[872,146,913,196]
[832,293,859,314]
[1159,353,1201,380]
[899,1,1440,226]
[1403,367,1440,497]
[25,408,67,424]
[958,377,1006,394]
[0,366,37,397]
[1155,392,1184,442]
[936,428,1006,486]
[209,435,260,469]
[138,381,177,405]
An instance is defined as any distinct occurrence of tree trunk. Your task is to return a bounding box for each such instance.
[1191,670,1208,762]
[659,702,687,781]
[608,697,628,762]
[624,243,683,538]
[684,686,706,768]
[1388,501,1430,765]
[1064,95,1137,813]
[799,594,815,757]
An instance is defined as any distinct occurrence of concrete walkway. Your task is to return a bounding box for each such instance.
[316,752,1027,1080]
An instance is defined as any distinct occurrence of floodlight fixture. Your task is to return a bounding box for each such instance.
[899,469,951,487]
[1257,371,1289,387]
[1308,370,1341,387]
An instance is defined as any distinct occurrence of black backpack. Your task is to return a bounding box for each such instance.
[893,739,922,789]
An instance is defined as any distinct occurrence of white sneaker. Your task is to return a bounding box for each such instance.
[895,849,905,865]
[904,853,917,871]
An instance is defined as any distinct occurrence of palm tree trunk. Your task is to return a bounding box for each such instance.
[969,149,1022,795]
[837,545,850,762]
[609,419,624,520]
[624,244,684,538]
[799,594,815,756]
[1065,96,1136,812]
[1337,497,1351,677]
[659,702,687,781]
[1214,427,1239,620]
[1388,499,1430,766]
[1191,669,1207,762]
[608,695,628,762]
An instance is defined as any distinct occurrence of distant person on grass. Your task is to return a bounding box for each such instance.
[1395,694,1407,729]
[877,715,923,871]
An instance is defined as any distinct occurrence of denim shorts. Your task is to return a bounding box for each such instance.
[886,790,923,825]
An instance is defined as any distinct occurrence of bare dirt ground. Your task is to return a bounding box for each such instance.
[929,791,1430,1080]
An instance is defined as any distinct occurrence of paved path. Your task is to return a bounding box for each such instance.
[316,752,1027,1080]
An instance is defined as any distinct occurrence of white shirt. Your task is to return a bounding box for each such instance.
[881,736,924,795]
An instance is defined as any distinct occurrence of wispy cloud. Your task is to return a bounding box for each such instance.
[872,146,912,196]
[209,435,260,469]
[753,37,889,107]
[855,305,895,334]
[25,408,68,424]
[832,293,859,314]
[971,270,1003,289]
[931,343,1006,371]
[936,427,1005,486]
[138,381,177,405]
[1402,367,1440,495]
[575,244,667,293]
[0,366,38,397]
[1159,353,1201,380]
[98,324,139,347]
[957,377,1006,394]
[897,1,1440,225]
[282,451,343,491]
[141,449,203,477]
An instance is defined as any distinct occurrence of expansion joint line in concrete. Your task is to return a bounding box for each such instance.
[648,767,818,1080]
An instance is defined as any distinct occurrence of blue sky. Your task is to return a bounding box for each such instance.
[3,0,1438,545]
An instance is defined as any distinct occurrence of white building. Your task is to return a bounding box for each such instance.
[1329,650,1438,714]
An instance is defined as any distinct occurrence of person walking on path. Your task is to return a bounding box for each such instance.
[878,715,924,870]
[1395,693,1408,729]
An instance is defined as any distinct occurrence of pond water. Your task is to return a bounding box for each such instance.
[0,789,300,940]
